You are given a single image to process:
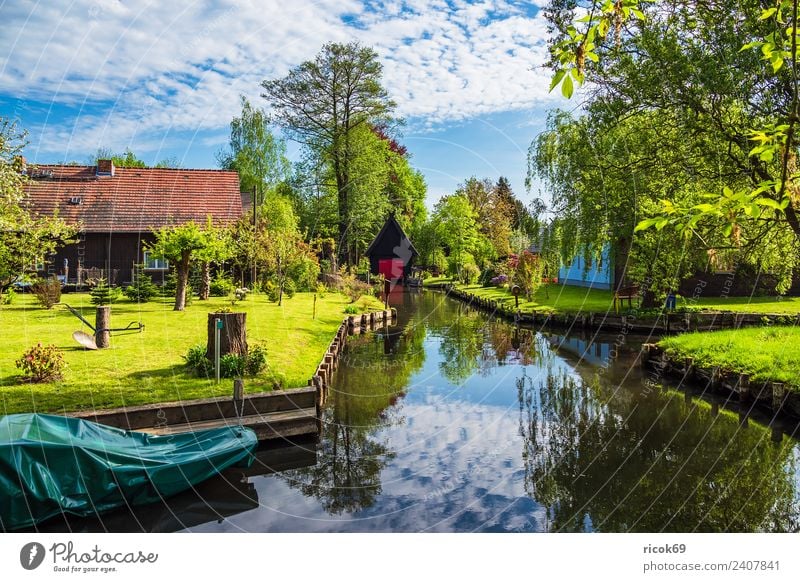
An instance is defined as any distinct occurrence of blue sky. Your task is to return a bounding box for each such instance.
[0,0,566,205]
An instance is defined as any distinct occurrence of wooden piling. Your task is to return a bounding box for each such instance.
[95,306,111,349]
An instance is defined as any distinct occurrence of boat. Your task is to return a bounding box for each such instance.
[0,413,258,531]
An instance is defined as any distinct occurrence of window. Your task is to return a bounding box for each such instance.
[143,251,168,270]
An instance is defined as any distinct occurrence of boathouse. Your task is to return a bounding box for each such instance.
[365,214,418,282]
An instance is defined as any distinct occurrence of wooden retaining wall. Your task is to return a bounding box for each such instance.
[640,343,799,418]
[309,308,397,409]
[432,283,800,333]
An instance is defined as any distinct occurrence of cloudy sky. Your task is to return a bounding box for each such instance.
[0,0,569,204]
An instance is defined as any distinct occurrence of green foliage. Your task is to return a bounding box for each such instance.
[161,272,177,297]
[210,273,235,297]
[245,344,268,376]
[449,254,480,284]
[217,96,291,196]
[343,304,360,314]
[124,272,158,303]
[183,344,213,377]
[264,280,280,303]
[147,220,233,311]
[90,279,122,305]
[16,343,66,383]
[0,119,77,291]
[513,251,545,300]
[1,287,15,305]
[31,277,62,309]
[219,353,245,378]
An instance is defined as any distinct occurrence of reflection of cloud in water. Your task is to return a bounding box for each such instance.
[188,397,547,532]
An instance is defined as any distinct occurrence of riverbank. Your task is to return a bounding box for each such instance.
[657,327,800,393]
[0,291,384,414]
[424,278,800,315]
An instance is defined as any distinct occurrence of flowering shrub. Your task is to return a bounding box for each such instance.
[16,343,66,382]
[32,277,62,309]
[490,274,509,287]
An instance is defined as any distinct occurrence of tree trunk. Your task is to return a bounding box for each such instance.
[206,312,248,360]
[173,252,191,311]
[95,306,111,349]
[199,261,211,300]
[335,161,350,267]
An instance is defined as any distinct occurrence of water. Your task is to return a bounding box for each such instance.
[30,290,800,532]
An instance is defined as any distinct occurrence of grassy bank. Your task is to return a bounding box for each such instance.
[425,278,800,315]
[0,291,383,414]
[659,327,800,391]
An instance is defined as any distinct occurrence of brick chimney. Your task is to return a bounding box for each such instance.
[14,155,27,174]
[96,159,115,177]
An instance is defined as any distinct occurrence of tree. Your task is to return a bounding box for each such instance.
[513,250,545,300]
[147,220,232,311]
[217,96,290,203]
[457,177,514,258]
[88,148,179,169]
[0,119,76,291]
[262,42,396,266]
[432,193,488,282]
[541,0,800,293]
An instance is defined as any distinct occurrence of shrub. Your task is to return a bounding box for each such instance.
[245,344,268,376]
[16,343,66,382]
[283,279,296,299]
[228,286,249,306]
[490,274,509,287]
[220,353,245,378]
[90,278,122,305]
[265,280,280,303]
[1,287,16,306]
[161,272,178,297]
[315,283,327,298]
[343,304,360,314]
[32,277,62,309]
[210,273,235,297]
[124,274,158,303]
[183,344,213,377]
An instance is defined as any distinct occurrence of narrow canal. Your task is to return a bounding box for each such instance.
[39,290,800,532]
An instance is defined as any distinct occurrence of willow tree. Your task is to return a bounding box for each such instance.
[262,42,396,266]
[541,0,800,293]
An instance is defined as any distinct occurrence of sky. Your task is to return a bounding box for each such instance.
[0,0,571,206]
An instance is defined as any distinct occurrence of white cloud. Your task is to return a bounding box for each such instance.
[0,0,557,158]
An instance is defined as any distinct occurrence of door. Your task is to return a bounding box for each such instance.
[378,259,404,280]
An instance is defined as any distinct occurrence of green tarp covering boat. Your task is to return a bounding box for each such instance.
[0,413,258,530]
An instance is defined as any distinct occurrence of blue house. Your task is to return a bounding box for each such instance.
[558,244,613,290]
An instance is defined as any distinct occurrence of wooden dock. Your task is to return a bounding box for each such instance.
[68,386,319,441]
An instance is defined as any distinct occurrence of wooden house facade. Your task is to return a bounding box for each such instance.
[365,215,418,282]
[23,160,243,285]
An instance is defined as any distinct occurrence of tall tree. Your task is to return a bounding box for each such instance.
[262,42,396,266]
[217,96,290,203]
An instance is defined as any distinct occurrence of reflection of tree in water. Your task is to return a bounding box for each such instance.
[284,312,427,514]
[518,369,800,532]
[432,300,544,383]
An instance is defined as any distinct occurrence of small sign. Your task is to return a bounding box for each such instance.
[216,319,223,330]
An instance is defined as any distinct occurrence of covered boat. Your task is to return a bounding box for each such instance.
[0,413,258,531]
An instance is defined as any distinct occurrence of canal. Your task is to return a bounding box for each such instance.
[38,289,800,532]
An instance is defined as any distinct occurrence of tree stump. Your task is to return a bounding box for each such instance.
[206,312,247,360]
[95,306,111,349]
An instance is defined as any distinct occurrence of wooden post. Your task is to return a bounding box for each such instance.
[95,306,111,349]
[206,312,247,360]
[233,378,245,417]
[772,382,786,413]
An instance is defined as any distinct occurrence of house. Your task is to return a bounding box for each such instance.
[365,214,418,282]
[558,244,614,290]
[23,160,243,285]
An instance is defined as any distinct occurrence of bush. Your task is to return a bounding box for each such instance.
[245,344,268,376]
[32,277,62,309]
[265,280,280,303]
[183,344,213,377]
[315,283,327,298]
[90,279,122,305]
[210,273,235,297]
[124,274,158,303]
[1,287,16,306]
[283,279,296,299]
[16,343,66,382]
[343,304,360,314]
[220,353,245,378]
[161,272,178,297]
[448,255,480,284]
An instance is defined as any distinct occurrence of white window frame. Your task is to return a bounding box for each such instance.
[143,251,169,270]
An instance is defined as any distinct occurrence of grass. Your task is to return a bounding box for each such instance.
[0,291,384,414]
[659,327,800,391]
[425,277,800,315]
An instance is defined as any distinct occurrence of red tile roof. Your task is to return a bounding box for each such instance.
[23,164,243,233]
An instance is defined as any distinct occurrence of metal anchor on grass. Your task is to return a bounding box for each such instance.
[63,304,144,350]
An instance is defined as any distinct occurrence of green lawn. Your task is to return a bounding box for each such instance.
[0,291,383,414]
[425,277,800,315]
[659,327,800,391]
